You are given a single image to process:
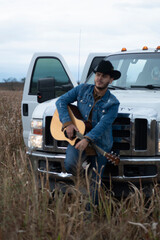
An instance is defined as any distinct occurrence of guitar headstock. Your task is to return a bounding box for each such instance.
[105,152,120,165]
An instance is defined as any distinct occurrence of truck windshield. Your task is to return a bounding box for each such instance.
[86,53,160,89]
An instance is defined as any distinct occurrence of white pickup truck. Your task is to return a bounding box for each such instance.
[21,47,160,196]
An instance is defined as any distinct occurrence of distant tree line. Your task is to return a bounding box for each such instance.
[0,77,25,91]
[2,77,25,83]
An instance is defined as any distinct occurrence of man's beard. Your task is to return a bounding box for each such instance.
[95,82,109,90]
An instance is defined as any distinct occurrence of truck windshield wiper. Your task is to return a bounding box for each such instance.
[108,85,127,90]
[131,84,160,89]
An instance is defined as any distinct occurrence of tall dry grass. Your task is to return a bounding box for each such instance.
[0,90,160,240]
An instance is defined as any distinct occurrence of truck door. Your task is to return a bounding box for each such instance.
[21,53,76,146]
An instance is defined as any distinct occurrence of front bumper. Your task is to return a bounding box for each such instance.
[27,150,160,182]
[27,150,73,179]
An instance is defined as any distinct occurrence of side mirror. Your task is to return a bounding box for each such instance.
[37,78,55,103]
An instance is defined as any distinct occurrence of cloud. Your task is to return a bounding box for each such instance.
[0,0,160,80]
[114,0,160,9]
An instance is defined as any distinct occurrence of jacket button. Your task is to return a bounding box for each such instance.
[89,104,91,107]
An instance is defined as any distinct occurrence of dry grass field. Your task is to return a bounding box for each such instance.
[0,90,160,240]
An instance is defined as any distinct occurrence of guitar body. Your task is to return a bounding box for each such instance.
[50,105,86,146]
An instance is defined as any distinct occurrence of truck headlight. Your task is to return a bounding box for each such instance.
[29,119,43,149]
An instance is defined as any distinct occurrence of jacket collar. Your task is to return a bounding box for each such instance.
[93,86,110,102]
[101,89,110,102]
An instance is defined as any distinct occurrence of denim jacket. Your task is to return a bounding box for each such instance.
[56,84,119,153]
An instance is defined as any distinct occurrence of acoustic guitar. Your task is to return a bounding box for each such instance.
[50,104,120,166]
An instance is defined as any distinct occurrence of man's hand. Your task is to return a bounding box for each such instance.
[65,124,79,140]
[75,138,89,151]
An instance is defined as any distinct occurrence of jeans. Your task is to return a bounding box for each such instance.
[65,144,108,205]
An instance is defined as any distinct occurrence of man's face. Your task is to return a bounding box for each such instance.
[94,72,114,90]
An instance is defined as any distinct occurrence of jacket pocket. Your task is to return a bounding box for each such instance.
[97,107,107,120]
[77,95,88,104]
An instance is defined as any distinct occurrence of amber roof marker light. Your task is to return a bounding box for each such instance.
[142,46,148,50]
[121,48,127,52]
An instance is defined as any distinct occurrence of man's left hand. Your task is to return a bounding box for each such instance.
[75,138,89,151]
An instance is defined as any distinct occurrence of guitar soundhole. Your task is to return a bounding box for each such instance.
[64,129,76,140]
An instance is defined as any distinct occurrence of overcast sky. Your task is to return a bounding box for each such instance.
[0,0,160,81]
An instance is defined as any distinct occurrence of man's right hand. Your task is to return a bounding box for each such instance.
[65,124,79,140]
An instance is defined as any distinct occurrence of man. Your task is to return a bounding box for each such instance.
[56,60,121,204]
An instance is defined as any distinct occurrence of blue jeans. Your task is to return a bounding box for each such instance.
[65,144,108,205]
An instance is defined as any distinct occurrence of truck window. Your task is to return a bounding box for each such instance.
[87,57,105,78]
[109,53,160,88]
[125,59,146,86]
[86,53,160,88]
[29,57,73,95]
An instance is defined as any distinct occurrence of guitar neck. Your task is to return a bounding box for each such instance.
[76,132,106,156]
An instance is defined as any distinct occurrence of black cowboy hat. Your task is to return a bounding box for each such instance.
[93,60,121,80]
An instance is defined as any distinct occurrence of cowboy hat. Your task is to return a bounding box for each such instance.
[93,60,121,80]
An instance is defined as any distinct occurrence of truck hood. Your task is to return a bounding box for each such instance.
[32,98,58,119]
[32,89,160,121]
[113,89,159,120]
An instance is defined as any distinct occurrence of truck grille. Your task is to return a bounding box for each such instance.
[112,114,155,156]
[112,116,131,152]
[135,119,147,150]
[44,116,68,153]
[44,115,156,156]
[45,116,53,146]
